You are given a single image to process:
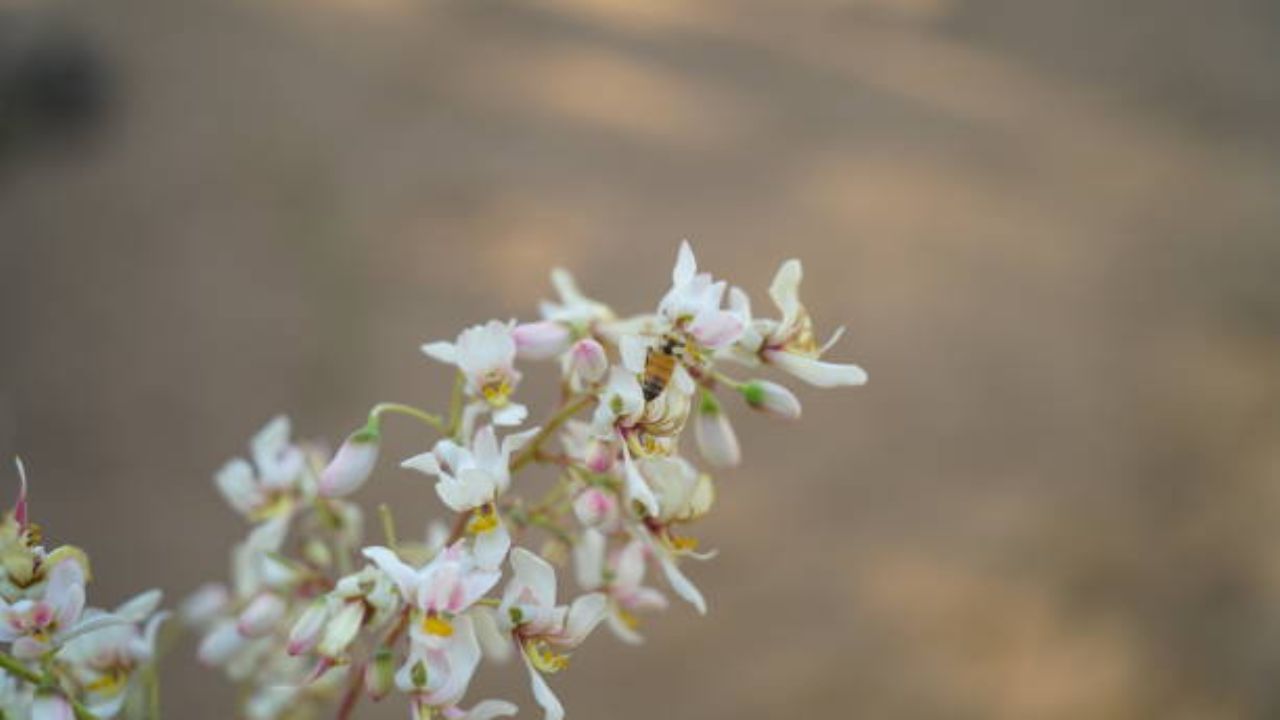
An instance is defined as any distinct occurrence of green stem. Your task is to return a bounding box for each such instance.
[370,403,445,432]
[510,395,595,473]
[378,504,399,550]
[0,652,39,684]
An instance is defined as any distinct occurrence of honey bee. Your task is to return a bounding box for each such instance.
[641,333,687,402]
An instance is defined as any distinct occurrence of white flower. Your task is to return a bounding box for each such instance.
[656,241,744,350]
[0,557,86,658]
[362,544,500,638]
[402,425,539,570]
[571,487,619,531]
[423,321,528,426]
[31,693,74,720]
[738,259,867,387]
[58,590,167,718]
[399,612,483,712]
[443,699,520,719]
[499,549,607,720]
[215,416,311,520]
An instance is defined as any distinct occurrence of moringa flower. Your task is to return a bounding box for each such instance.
[423,321,528,426]
[402,425,539,570]
[499,549,607,720]
[0,556,87,659]
[215,416,312,520]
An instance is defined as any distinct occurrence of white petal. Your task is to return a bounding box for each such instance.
[657,552,706,615]
[461,700,520,720]
[688,310,744,349]
[361,546,419,603]
[672,240,697,287]
[215,458,260,515]
[694,406,741,469]
[573,529,607,591]
[522,652,565,720]
[114,588,163,624]
[605,609,645,645]
[509,548,557,609]
[618,335,650,375]
[622,450,659,518]
[422,341,459,365]
[470,606,514,663]
[767,259,804,329]
[766,350,867,387]
[473,521,511,571]
[560,593,608,647]
[401,450,443,477]
[491,403,528,427]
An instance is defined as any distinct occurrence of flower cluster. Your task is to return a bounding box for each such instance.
[186,242,865,719]
[0,461,168,719]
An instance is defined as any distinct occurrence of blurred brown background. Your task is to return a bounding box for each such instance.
[4,0,1280,717]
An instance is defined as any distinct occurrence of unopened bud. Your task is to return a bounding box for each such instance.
[198,620,246,666]
[318,601,364,657]
[584,439,615,474]
[573,487,619,530]
[287,600,329,656]
[741,380,802,420]
[237,592,287,638]
[694,391,740,468]
[319,425,380,498]
[565,338,608,385]
[513,321,571,360]
[181,583,230,627]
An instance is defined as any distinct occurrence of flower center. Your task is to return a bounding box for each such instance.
[422,613,454,637]
[480,374,513,407]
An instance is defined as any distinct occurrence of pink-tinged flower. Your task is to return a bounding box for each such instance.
[656,241,744,350]
[362,543,500,640]
[0,557,86,658]
[574,530,667,644]
[422,321,528,426]
[11,457,28,533]
[747,259,867,387]
[740,379,802,420]
[512,321,572,361]
[693,390,741,468]
[572,487,619,531]
[562,338,608,390]
[398,612,483,713]
[402,425,539,570]
[286,601,327,656]
[499,549,607,720]
[215,416,311,520]
[318,426,380,498]
[32,693,74,720]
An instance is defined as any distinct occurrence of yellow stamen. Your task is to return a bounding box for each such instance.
[526,639,570,674]
[669,535,699,552]
[468,504,499,534]
[423,614,454,637]
[480,375,512,407]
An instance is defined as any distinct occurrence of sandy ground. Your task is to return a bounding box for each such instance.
[3,0,1280,717]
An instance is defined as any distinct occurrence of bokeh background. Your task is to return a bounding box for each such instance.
[4,0,1280,717]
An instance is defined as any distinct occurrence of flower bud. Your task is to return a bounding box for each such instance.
[319,427,380,498]
[32,693,74,720]
[237,592,287,638]
[740,380,802,420]
[181,582,229,626]
[513,321,571,360]
[584,439,615,474]
[573,487,619,530]
[318,600,365,657]
[565,338,608,385]
[287,600,329,656]
[198,619,246,666]
[365,646,396,700]
[694,391,740,468]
